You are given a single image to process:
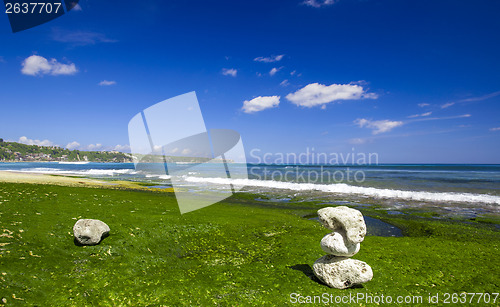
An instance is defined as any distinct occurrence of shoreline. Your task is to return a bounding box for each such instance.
[0,170,171,192]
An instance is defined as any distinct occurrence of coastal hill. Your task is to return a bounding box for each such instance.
[0,138,133,163]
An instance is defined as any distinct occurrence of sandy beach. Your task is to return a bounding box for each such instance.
[0,170,171,191]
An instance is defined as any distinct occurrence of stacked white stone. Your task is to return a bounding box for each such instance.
[313,206,373,289]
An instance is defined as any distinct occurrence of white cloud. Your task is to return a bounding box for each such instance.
[18,136,54,147]
[21,55,77,76]
[242,96,280,114]
[458,91,500,103]
[354,118,404,135]
[66,141,81,150]
[490,127,500,132]
[408,111,432,118]
[441,102,455,109]
[254,55,284,63]
[303,0,336,8]
[410,113,471,122]
[269,67,283,76]
[286,82,377,108]
[86,143,103,151]
[280,79,290,87]
[418,103,430,107]
[222,68,237,77]
[99,80,116,86]
[114,144,131,152]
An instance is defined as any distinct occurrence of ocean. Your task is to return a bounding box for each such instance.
[1,162,499,216]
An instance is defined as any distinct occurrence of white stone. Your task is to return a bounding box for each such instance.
[321,230,360,257]
[317,206,366,244]
[73,219,110,245]
[313,255,373,289]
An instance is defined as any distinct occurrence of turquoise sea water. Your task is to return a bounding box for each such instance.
[1,162,499,214]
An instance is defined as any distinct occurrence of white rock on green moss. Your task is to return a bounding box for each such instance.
[73,219,110,246]
[320,230,360,257]
[313,255,373,289]
[317,206,366,244]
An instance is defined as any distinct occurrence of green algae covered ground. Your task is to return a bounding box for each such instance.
[0,182,499,306]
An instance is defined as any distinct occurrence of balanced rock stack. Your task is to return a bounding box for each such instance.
[313,206,373,289]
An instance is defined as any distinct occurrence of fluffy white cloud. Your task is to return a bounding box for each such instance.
[303,0,336,8]
[269,67,283,76]
[490,127,500,132]
[354,118,404,135]
[99,80,116,86]
[286,83,377,108]
[408,111,432,118]
[242,96,280,114]
[254,55,284,63]
[66,141,81,150]
[86,143,103,151]
[222,68,237,77]
[21,55,77,76]
[18,136,54,147]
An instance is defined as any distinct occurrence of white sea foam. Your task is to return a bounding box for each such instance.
[58,162,90,165]
[184,177,500,205]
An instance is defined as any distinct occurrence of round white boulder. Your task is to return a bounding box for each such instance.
[73,219,110,246]
[313,255,373,289]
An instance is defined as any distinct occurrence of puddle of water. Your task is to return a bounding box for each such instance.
[255,197,291,203]
[387,210,405,215]
[146,185,172,189]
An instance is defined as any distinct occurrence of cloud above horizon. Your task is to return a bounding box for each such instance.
[66,141,81,150]
[286,82,378,108]
[222,68,237,77]
[254,55,284,63]
[21,55,77,76]
[242,96,280,113]
[490,127,500,131]
[18,136,55,147]
[354,119,404,135]
[99,80,116,86]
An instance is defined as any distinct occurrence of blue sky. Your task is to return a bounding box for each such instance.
[1,0,500,163]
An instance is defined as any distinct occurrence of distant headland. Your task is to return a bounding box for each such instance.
[0,138,133,163]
